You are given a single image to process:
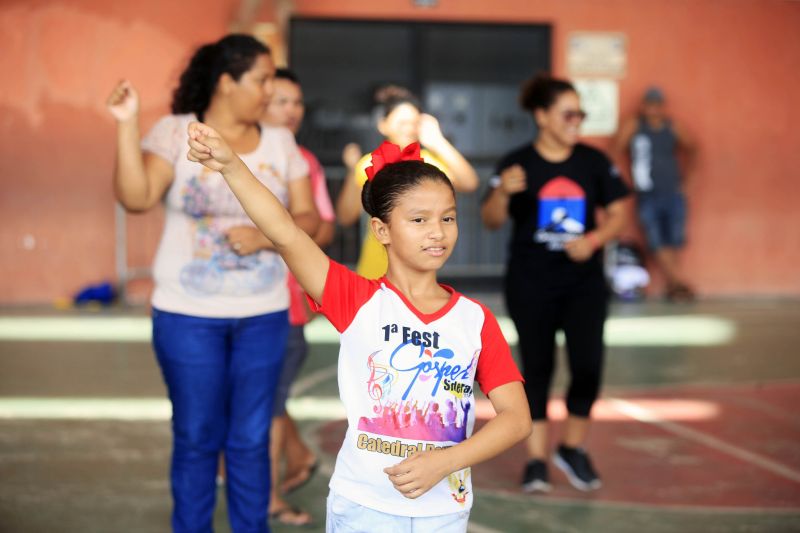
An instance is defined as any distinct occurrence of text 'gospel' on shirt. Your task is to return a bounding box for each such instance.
[309,260,523,517]
[141,114,309,318]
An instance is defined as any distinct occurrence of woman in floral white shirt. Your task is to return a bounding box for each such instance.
[106,34,318,533]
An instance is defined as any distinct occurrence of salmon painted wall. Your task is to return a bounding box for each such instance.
[1,0,798,303]
[0,0,240,304]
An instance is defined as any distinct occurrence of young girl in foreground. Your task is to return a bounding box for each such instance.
[187,123,532,532]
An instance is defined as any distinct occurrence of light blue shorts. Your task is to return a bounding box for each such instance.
[325,490,470,533]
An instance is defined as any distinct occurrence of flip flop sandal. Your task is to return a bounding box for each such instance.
[667,283,695,303]
[269,504,313,527]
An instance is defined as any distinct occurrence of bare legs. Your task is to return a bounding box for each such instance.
[267,415,314,525]
[277,415,317,493]
[654,247,681,286]
[654,247,694,300]
[269,414,317,525]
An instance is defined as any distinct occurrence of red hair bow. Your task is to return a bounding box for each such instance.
[365,141,424,181]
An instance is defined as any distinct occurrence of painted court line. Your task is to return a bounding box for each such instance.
[291,364,338,396]
[0,314,736,346]
[726,395,800,428]
[479,486,800,515]
[608,397,800,485]
[0,398,171,420]
[0,397,346,421]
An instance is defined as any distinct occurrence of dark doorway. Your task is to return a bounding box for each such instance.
[289,18,551,274]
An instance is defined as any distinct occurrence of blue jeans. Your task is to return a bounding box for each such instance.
[637,191,687,251]
[152,308,289,533]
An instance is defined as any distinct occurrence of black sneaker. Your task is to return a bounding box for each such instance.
[553,444,602,491]
[521,459,552,493]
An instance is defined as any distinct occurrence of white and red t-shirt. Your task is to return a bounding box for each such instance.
[309,260,523,517]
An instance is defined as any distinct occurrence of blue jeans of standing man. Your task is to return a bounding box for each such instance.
[637,191,687,251]
[153,308,289,533]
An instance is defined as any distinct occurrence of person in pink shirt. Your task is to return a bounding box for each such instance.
[263,67,336,526]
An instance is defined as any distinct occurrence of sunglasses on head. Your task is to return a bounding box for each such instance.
[562,109,588,121]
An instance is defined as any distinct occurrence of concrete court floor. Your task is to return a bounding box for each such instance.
[0,298,799,533]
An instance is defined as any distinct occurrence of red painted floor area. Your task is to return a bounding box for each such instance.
[318,382,800,510]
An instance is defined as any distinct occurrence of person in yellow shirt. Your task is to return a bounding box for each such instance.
[336,85,479,278]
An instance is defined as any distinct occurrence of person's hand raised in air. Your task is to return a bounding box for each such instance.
[187,122,238,173]
[106,80,139,123]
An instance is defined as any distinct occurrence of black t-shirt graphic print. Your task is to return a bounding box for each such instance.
[489,143,629,283]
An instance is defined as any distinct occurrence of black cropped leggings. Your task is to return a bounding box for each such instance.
[505,273,609,421]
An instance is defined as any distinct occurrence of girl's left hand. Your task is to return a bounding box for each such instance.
[418,114,446,148]
[564,236,595,263]
[187,122,235,173]
[226,226,273,255]
[383,450,450,499]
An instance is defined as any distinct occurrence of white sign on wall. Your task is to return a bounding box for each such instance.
[574,79,619,137]
[567,32,627,78]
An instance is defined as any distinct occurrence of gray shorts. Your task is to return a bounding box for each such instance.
[273,325,308,417]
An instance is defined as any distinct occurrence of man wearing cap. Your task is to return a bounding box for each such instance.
[614,87,696,301]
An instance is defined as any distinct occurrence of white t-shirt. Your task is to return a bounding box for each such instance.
[141,114,308,318]
[309,260,523,517]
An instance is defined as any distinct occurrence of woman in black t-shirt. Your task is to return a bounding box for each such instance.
[482,75,630,493]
